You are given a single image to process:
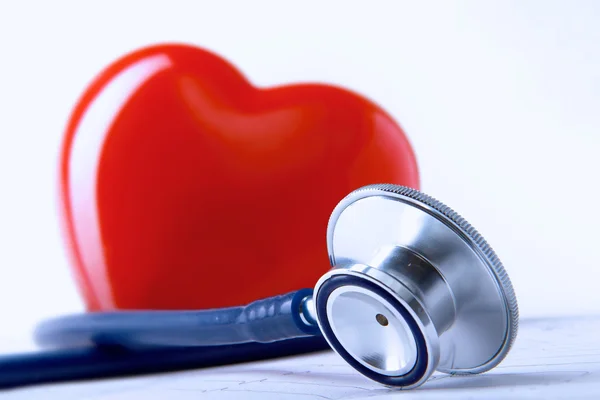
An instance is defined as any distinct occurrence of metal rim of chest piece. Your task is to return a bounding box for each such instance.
[313,184,519,389]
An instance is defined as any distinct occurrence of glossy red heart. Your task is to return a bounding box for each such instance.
[59,43,419,311]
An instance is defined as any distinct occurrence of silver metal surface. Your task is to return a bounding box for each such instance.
[326,285,418,376]
[368,245,456,333]
[299,296,318,326]
[315,263,441,389]
[317,184,518,384]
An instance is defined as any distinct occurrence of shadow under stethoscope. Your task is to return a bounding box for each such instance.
[156,366,589,398]
[423,370,589,390]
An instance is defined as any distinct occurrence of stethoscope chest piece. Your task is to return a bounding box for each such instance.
[313,184,519,389]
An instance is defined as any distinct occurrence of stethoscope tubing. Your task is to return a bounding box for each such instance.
[0,336,328,389]
[34,289,318,349]
[0,289,325,389]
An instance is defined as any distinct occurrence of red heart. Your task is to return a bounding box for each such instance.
[59,44,419,311]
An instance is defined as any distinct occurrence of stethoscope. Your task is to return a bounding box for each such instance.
[0,184,519,390]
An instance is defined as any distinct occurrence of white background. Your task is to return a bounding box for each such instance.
[0,0,598,352]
